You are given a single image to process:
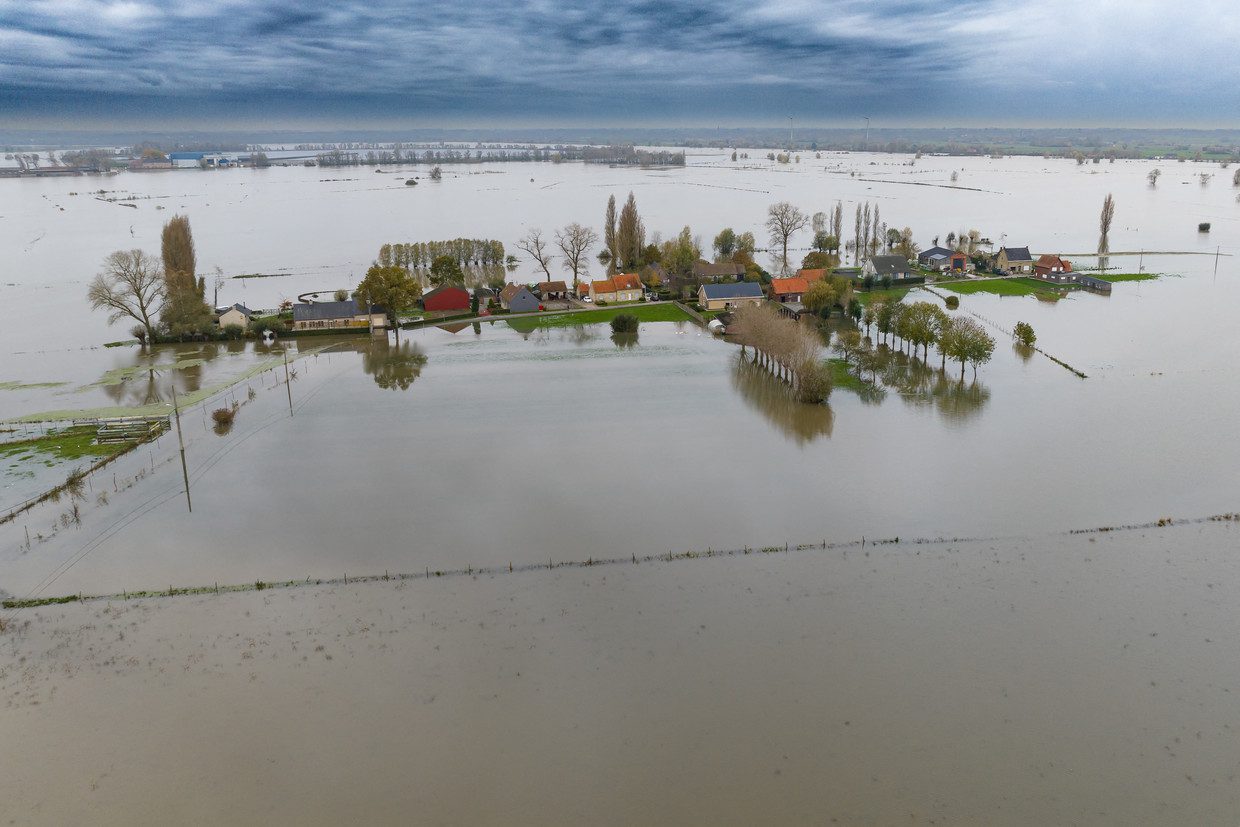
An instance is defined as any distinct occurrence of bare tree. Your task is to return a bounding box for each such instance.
[555,223,599,291]
[766,202,809,274]
[517,229,555,278]
[1098,193,1115,255]
[87,250,165,342]
[1147,168,1161,187]
[831,201,843,249]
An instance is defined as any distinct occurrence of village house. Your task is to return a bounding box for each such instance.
[994,246,1035,274]
[918,245,954,271]
[1030,256,1112,293]
[863,255,916,281]
[795,268,829,283]
[537,280,569,301]
[292,300,387,331]
[698,282,764,311]
[215,303,253,328]
[589,273,643,304]
[770,277,809,303]
[421,284,471,313]
[1033,254,1073,282]
[499,284,541,313]
[691,260,745,282]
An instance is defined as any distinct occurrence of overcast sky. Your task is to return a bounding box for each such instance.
[1,0,1235,128]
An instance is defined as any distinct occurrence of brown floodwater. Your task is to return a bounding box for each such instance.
[2,151,1240,822]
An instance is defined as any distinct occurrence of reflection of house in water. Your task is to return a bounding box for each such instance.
[730,356,833,445]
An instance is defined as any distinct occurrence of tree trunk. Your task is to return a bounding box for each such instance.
[960,359,965,380]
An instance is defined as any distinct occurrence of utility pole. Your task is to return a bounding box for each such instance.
[171,386,191,513]
[283,351,294,416]
[788,116,793,152]
[864,117,871,150]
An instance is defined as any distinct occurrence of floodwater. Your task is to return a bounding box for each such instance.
[3,150,1240,823]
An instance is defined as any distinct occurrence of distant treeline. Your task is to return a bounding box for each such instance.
[314,144,684,167]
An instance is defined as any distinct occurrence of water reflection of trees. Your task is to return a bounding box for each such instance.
[361,339,428,391]
[98,343,219,407]
[849,346,990,424]
[731,355,833,445]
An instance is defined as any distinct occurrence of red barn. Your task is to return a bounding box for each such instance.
[422,285,470,312]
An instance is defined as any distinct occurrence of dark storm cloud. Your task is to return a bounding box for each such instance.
[0,0,1233,125]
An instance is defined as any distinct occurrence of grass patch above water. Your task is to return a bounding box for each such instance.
[0,380,68,391]
[522,303,695,328]
[856,287,914,305]
[1095,272,1159,282]
[938,277,1068,297]
[827,358,869,393]
[0,425,121,465]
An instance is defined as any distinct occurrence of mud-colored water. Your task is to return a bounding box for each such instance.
[3,151,1240,824]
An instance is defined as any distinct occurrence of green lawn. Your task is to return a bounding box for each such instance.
[524,303,695,328]
[827,358,869,393]
[938,277,1071,297]
[856,287,914,305]
[0,426,121,467]
[1096,272,1159,282]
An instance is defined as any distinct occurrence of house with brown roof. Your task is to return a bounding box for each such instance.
[1033,254,1073,282]
[537,280,569,301]
[499,284,540,313]
[795,268,829,283]
[590,273,643,303]
[691,260,745,281]
[770,277,810,303]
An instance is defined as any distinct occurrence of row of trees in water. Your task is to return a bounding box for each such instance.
[853,299,996,379]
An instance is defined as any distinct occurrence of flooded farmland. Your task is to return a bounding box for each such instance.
[3,151,1240,824]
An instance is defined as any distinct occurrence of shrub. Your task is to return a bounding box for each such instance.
[610,313,639,334]
[222,323,245,340]
[945,295,960,310]
[1199,222,1211,233]
[1013,321,1036,347]
[249,317,289,337]
[211,407,236,425]
[797,361,833,403]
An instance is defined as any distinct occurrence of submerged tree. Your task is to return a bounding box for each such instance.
[1013,321,1036,348]
[516,229,555,279]
[159,214,212,335]
[765,201,807,274]
[603,195,618,273]
[1098,193,1116,255]
[87,250,165,342]
[1147,168,1161,187]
